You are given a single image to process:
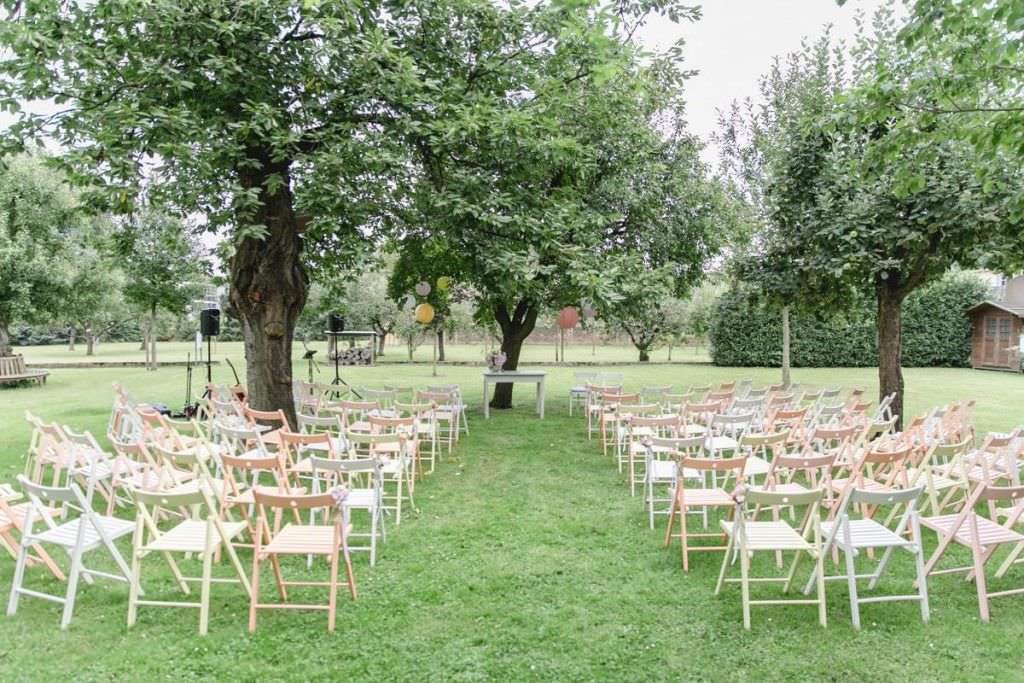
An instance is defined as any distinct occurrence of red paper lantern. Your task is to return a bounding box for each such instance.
[557,306,579,330]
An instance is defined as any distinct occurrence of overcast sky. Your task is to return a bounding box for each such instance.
[637,0,894,162]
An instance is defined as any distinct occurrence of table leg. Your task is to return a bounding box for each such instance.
[538,379,545,419]
[483,378,489,419]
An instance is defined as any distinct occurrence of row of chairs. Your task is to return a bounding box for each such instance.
[579,379,1024,628]
[6,379,469,634]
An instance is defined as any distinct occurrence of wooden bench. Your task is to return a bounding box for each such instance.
[0,355,48,386]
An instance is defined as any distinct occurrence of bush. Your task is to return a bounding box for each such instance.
[709,272,988,368]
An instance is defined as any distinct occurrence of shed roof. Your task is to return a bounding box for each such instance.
[967,301,1024,318]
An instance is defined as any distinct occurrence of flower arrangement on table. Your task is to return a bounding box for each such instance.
[485,351,507,373]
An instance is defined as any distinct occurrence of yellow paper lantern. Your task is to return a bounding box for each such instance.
[414,302,435,324]
[437,276,452,292]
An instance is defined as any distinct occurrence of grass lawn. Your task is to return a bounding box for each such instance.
[15,340,710,366]
[0,362,1022,680]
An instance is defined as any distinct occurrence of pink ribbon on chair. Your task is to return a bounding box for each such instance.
[329,487,350,511]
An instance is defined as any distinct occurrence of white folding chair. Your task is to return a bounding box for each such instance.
[7,475,136,629]
[309,456,385,566]
[807,485,930,629]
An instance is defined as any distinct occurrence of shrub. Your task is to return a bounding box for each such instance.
[709,272,988,367]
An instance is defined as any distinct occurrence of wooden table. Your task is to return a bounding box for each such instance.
[482,370,546,419]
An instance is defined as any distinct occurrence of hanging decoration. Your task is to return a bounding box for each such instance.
[582,302,597,319]
[436,276,452,292]
[557,306,580,330]
[415,281,432,297]
[415,302,435,324]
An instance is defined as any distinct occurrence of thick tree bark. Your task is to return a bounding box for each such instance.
[877,283,906,430]
[0,321,12,357]
[148,305,157,371]
[230,155,307,428]
[638,346,650,362]
[68,327,76,352]
[86,330,96,356]
[437,327,446,362]
[781,305,791,387]
[489,300,539,409]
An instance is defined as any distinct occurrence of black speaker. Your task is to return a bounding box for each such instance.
[328,314,345,334]
[200,308,221,337]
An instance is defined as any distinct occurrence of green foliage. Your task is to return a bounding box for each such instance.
[709,273,989,368]
[115,210,208,316]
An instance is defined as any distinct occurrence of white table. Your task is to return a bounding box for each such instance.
[482,370,546,419]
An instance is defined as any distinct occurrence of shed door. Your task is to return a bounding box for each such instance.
[983,314,1014,367]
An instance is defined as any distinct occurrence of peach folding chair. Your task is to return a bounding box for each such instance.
[584,384,622,439]
[597,393,640,459]
[368,414,422,479]
[248,488,356,633]
[663,453,746,571]
[714,487,827,630]
[807,485,930,629]
[828,443,914,517]
[920,482,1024,622]
[416,391,458,452]
[242,406,289,449]
[126,483,251,635]
[678,400,722,439]
[643,435,705,530]
[897,437,973,520]
[426,384,469,437]
[7,475,136,629]
[568,372,599,417]
[394,401,439,473]
[0,483,64,580]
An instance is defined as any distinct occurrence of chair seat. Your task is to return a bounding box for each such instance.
[680,424,707,436]
[342,488,379,509]
[379,458,406,476]
[262,523,350,556]
[920,513,1024,547]
[720,520,812,551]
[743,456,771,477]
[144,520,248,553]
[748,482,809,495]
[820,519,910,549]
[228,485,306,505]
[829,477,887,493]
[33,515,135,550]
[906,467,963,490]
[675,488,734,507]
[0,501,59,531]
[708,436,738,452]
[647,459,677,481]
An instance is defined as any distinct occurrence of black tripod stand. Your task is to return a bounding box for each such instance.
[326,331,360,399]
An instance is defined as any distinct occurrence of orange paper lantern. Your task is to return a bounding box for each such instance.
[414,303,435,324]
[557,306,579,330]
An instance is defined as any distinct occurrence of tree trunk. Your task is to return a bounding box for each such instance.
[667,342,673,361]
[437,328,446,362]
[0,321,12,357]
[229,156,308,428]
[877,284,905,430]
[638,346,650,362]
[149,305,158,371]
[376,329,387,357]
[489,301,539,409]
[68,327,76,352]
[781,305,791,387]
[86,330,96,356]
[406,336,414,360]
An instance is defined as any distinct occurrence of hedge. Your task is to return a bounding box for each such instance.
[709,273,989,368]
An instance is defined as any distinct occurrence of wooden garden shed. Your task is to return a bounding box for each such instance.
[968,301,1024,372]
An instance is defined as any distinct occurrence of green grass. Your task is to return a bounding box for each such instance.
[15,340,710,366]
[0,363,1023,680]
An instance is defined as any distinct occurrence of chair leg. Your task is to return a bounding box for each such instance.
[327,550,339,633]
[60,550,84,630]
[248,551,260,633]
[913,520,930,624]
[715,532,734,595]
[199,525,214,635]
[127,548,142,628]
[844,546,860,630]
[369,504,378,567]
[6,539,30,617]
[740,543,751,630]
[971,545,990,623]
[680,508,690,572]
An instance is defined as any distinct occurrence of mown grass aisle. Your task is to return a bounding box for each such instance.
[0,364,1022,679]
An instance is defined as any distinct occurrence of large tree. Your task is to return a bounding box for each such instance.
[0,154,79,357]
[754,10,1022,425]
[0,1,420,423]
[116,210,207,370]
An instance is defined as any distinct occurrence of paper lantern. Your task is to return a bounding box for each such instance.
[581,301,597,319]
[436,276,452,292]
[557,306,580,330]
[415,281,432,296]
[415,303,435,324]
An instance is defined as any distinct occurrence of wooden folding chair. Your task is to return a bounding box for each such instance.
[569,372,598,417]
[426,384,469,437]
[127,484,251,634]
[809,485,930,629]
[0,483,64,580]
[584,384,622,439]
[715,487,827,629]
[920,482,1024,622]
[345,432,413,524]
[7,475,136,629]
[394,401,439,473]
[248,489,356,633]
[663,454,746,571]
